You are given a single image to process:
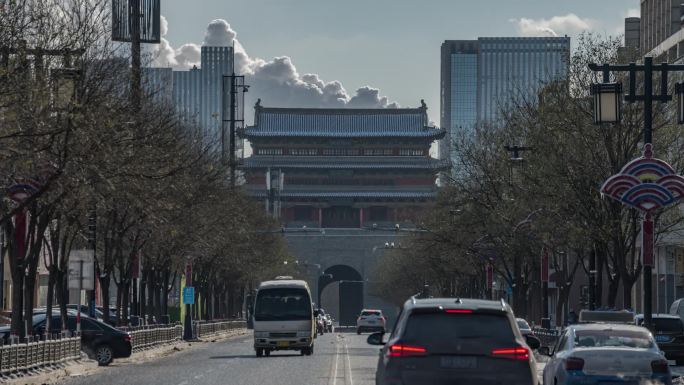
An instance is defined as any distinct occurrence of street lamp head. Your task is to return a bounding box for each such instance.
[590,82,622,124]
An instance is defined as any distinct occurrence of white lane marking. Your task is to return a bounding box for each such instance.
[329,335,341,385]
[344,336,354,385]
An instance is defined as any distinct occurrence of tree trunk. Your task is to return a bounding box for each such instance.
[10,268,24,338]
[45,271,55,336]
[55,270,68,330]
[607,275,620,309]
[100,274,110,324]
[122,280,130,326]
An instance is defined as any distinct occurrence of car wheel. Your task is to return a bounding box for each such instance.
[309,344,314,355]
[357,329,361,335]
[95,344,114,366]
[256,348,263,357]
[264,349,271,357]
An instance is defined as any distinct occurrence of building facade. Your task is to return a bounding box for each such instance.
[166,46,233,146]
[440,37,570,162]
[241,102,446,324]
[641,0,683,55]
[172,65,201,129]
[242,102,447,228]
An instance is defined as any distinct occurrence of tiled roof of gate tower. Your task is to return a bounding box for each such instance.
[242,102,446,138]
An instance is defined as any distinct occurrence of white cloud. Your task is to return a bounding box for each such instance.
[152,17,399,109]
[626,8,640,18]
[510,13,594,37]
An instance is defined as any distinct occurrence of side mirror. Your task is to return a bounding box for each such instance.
[525,335,541,350]
[538,346,551,356]
[367,332,385,346]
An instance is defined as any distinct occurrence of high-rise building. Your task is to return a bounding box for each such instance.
[200,46,233,145]
[142,67,173,104]
[440,37,570,161]
[172,66,201,128]
[640,0,683,55]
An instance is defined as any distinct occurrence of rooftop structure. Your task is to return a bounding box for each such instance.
[241,101,445,229]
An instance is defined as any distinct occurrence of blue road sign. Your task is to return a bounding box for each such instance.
[183,287,195,305]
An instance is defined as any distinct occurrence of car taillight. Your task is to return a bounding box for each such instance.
[491,347,529,360]
[124,333,132,342]
[387,344,427,358]
[651,359,669,373]
[358,316,364,321]
[564,357,584,371]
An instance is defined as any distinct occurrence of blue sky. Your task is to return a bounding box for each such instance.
[160,0,638,122]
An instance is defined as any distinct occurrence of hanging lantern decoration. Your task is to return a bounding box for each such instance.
[590,82,622,124]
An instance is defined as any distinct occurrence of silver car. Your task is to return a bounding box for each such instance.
[541,323,672,385]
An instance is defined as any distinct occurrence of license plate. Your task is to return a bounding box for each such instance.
[276,341,289,347]
[656,335,671,342]
[367,320,376,324]
[440,356,477,369]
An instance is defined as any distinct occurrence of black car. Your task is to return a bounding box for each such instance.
[0,312,132,366]
[367,297,541,385]
[636,313,684,365]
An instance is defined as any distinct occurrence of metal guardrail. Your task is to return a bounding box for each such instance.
[117,324,183,351]
[0,334,81,378]
[195,320,246,339]
[117,320,245,350]
[532,327,561,348]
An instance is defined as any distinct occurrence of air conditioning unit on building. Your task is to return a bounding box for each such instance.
[676,274,684,287]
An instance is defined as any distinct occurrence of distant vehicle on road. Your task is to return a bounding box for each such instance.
[517,318,534,337]
[635,313,684,365]
[324,314,333,333]
[252,277,316,357]
[541,323,671,385]
[356,309,385,334]
[367,298,541,385]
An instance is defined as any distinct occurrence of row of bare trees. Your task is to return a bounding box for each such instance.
[373,34,684,325]
[0,0,289,338]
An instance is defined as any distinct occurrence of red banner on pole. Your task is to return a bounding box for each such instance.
[541,247,549,282]
[185,262,192,286]
[643,215,654,266]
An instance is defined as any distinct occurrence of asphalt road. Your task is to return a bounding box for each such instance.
[60,330,378,385]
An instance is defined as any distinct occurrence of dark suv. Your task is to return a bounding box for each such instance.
[635,313,684,365]
[367,298,541,385]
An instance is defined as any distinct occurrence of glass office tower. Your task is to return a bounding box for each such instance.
[440,37,570,163]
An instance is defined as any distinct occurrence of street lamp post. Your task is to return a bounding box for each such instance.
[589,57,684,330]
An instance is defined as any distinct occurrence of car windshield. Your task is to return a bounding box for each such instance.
[254,288,312,321]
[574,329,655,349]
[517,319,530,330]
[637,318,684,333]
[361,311,381,316]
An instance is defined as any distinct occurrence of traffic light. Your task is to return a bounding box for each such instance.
[87,209,96,245]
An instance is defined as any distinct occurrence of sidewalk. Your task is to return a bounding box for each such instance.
[2,328,249,385]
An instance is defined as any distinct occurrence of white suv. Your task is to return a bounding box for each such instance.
[356,309,386,334]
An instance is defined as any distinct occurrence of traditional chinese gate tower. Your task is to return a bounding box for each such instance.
[242,100,446,225]
[241,101,446,324]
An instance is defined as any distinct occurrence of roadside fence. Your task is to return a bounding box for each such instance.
[117,323,183,351]
[0,333,81,378]
[532,327,561,348]
[194,319,246,339]
[116,320,246,350]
